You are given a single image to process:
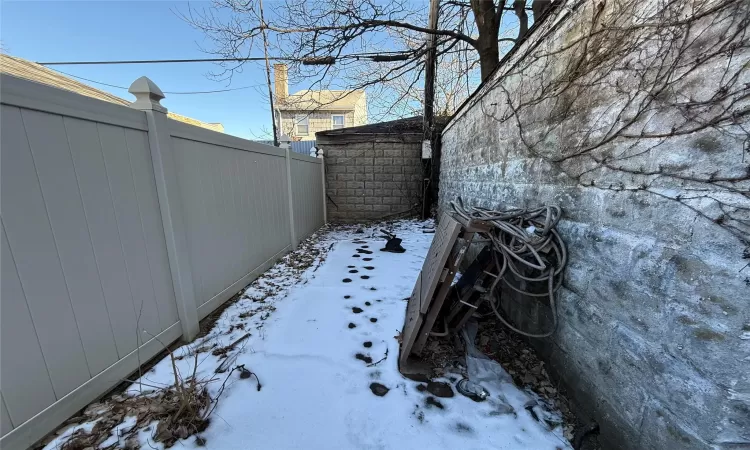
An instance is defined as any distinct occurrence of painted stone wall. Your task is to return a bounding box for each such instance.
[438,0,749,448]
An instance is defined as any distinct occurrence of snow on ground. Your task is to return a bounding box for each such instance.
[44,220,570,450]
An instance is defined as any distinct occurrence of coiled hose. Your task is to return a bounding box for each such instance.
[450,198,567,338]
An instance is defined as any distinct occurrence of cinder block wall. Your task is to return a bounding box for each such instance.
[438,0,749,448]
[316,134,423,222]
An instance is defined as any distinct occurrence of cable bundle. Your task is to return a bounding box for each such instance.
[450,197,567,337]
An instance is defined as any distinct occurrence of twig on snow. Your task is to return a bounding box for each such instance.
[367,347,389,367]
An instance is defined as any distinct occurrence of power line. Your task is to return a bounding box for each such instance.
[167,85,266,94]
[53,68,266,95]
[36,51,417,66]
[54,70,128,90]
[39,57,291,66]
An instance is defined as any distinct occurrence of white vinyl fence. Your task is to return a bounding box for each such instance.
[0,74,326,450]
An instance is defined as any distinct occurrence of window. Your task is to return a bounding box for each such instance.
[332,114,345,129]
[295,114,309,135]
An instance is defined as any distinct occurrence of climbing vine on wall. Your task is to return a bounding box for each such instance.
[479,0,750,246]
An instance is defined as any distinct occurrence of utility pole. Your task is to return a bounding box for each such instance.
[422,0,440,219]
[259,0,280,147]
[423,0,440,134]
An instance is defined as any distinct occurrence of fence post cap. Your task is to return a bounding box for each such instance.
[129,76,167,113]
[278,133,292,149]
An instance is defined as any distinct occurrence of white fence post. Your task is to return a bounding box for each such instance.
[284,146,298,250]
[317,148,328,224]
[129,77,199,341]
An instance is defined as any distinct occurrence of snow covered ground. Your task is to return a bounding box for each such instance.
[43,220,570,450]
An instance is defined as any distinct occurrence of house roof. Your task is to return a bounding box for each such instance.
[277,89,365,112]
[316,115,449,136]
[0,54,225,133]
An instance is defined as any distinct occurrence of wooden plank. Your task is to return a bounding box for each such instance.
[1,105,91,399]
[66,117,139,357]
[399,271,423,367]
[419,214,462,314]
[453,214,492,233]
[448,251,496,331]
[0,221,57,427]
[25,109,119,377]
[412,232,476,354]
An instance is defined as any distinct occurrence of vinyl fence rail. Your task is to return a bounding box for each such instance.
[0,74,326,450]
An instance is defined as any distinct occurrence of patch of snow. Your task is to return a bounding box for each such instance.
[96,416,138,449]
[57,221,571,449]
[41,419,99,450]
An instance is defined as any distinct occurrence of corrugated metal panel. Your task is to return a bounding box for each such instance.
[254,140,316,155]
[291,140,317,155]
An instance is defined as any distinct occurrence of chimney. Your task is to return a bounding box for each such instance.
[274,64,288,102]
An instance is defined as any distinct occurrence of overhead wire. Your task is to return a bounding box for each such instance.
[450,197,567,338]
[43,49,421,97]
[51,68,267,95]
[36,50,418,66]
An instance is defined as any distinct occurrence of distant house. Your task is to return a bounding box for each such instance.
[274,64,366,141]
[0,54,225,133]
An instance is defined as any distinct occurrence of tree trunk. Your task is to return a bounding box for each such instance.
[532,0,553,19]
[477,39,499,81]
[471,0,501,81]
[514,0,529,42]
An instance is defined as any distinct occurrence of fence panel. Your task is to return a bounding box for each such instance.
[0,75,180,450]
[169,121,293,319]
[290,153,325,240]
[0,74,326,450]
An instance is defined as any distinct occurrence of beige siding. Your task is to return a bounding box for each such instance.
[280,110,359,141]
[353,92,367,127]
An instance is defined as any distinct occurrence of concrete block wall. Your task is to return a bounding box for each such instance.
[438,0,750,448]
[316,135,423,222]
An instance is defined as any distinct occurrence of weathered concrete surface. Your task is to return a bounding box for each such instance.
[438,0,750,448]
[317,134,423,222]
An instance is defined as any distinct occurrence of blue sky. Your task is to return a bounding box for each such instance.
[1,1,525,139]
[1,1,283,139]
